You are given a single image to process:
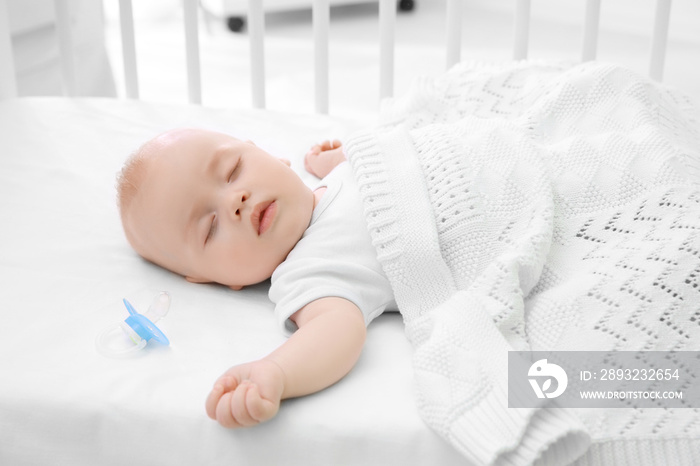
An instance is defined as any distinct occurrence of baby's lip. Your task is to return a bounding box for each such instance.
[251,200,276,235]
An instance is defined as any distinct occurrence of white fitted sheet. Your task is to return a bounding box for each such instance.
[0,98,465,466]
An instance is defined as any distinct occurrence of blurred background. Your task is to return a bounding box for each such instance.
[5,0,700,117]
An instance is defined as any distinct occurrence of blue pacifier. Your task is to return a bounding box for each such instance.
[96,291,171,357]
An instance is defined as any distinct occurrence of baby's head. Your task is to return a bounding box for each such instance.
[117,128,314,289]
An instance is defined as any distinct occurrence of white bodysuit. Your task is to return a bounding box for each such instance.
[269,162,397,335]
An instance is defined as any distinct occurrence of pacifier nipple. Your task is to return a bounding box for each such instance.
[145,291,171,321]
[96,292,171,358]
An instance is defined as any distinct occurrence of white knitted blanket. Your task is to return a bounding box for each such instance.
[345,62,700,465]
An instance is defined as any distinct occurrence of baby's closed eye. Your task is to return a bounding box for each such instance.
[206,215,217,244]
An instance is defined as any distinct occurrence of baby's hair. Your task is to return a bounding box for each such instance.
[116,129,192,221]
[116,143,152,224]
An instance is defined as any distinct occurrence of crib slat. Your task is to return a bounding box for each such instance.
[54,0,76,96]
[0,0,17,99]
[649,0,672,81]
[581,0,601,61]
[513,0,530,60]
[445,0,462,69]
[313,0,330,114]
[183,0,202,104]
[248,0,266,109]
[379,0,395,99]
[119,0,139,99]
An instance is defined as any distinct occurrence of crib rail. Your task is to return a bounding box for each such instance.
[0,0,676,108]
[313,0,329,113]
[0,0,15,99]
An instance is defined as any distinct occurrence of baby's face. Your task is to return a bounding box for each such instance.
[125,129,314,289]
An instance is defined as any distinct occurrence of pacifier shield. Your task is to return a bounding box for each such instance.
[96,292,171,358]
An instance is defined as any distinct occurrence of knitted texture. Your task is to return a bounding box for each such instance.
[345,61,700,465]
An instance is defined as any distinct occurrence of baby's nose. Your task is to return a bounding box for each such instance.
[227,188,250,218]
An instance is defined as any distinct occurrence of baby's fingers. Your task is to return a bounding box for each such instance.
[230,381,260,427]
[246,384,280,423]
[305,144,322,158]
[215,391,242,428]
[205,375,239,420]
[205,382,225,420]
[214,385,254,428]
[319,139,341,151]
[212,382,279,428]
[213,381,258,427]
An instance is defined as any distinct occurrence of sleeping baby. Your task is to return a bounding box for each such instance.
[118,61,700,465]
[117,128,395,428]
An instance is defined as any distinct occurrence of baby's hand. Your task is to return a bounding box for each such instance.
[304,139,346,179]
[205,359,285,428]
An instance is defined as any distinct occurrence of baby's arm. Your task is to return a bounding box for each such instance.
[304,140,346,178]
[205,297,366,428]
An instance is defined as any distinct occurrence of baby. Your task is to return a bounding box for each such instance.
[117,128,395,428]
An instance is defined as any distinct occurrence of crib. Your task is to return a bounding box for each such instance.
[1,1,699,465]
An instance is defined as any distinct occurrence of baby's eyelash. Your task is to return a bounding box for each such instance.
[227,159,240,182]
[205,215,217,244]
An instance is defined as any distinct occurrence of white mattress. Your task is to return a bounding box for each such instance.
[0,98,465,465]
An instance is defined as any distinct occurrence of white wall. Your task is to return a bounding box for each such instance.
[7,0,116,96]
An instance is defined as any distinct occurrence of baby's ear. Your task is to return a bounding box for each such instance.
[279,158,291,167]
